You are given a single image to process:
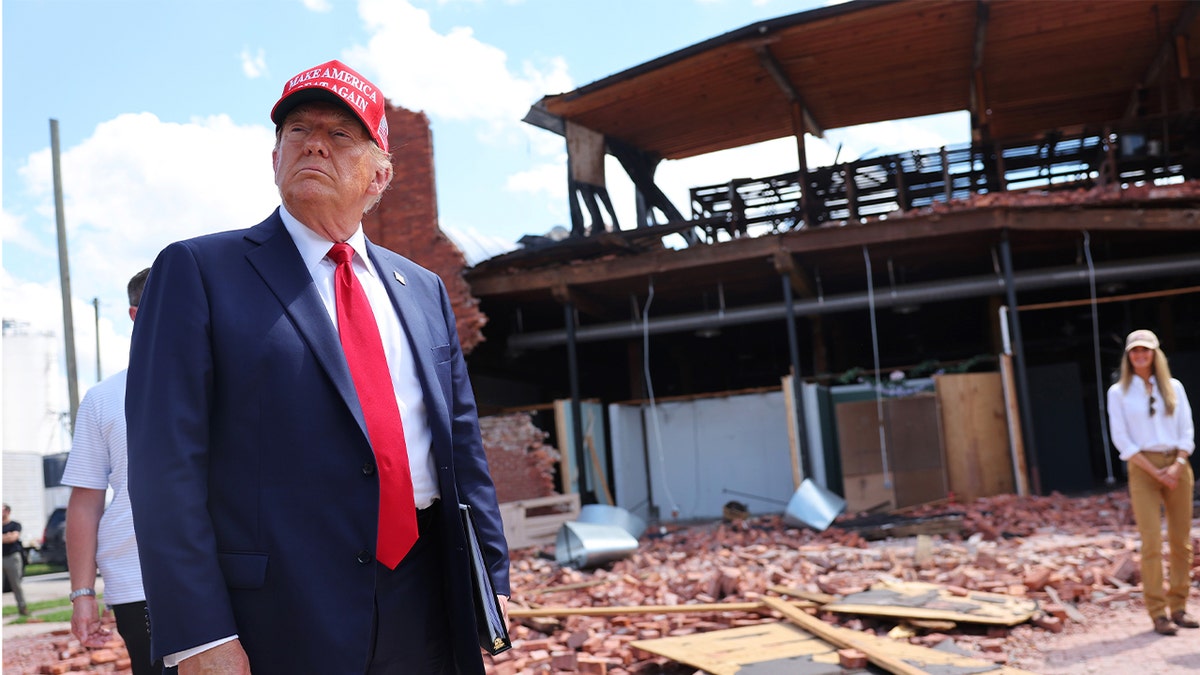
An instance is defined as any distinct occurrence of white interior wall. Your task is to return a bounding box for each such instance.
[610,391,795,522]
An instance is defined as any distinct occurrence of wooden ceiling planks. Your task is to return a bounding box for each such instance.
[532,0,1197,159]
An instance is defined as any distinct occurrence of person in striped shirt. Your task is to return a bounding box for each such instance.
[63,268,171,674]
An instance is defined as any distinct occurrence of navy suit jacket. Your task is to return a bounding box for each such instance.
[126,210,509,673]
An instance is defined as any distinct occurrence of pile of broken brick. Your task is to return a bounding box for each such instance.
[489,488,1185,674]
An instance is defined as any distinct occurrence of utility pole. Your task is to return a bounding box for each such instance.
[93,298,102,382]
[51,119,80,432]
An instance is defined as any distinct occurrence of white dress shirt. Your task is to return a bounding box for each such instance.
[280,205,438,507]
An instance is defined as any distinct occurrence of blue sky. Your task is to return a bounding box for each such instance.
[2,0,967,390]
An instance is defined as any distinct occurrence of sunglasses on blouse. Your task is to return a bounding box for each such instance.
[1149,395,1156,417]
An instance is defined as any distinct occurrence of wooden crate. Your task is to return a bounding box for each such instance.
[499,493,581,550]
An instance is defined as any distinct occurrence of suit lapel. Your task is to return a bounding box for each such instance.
[244,213,369,437]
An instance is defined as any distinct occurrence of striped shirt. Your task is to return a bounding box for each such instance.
[62,369,145,604]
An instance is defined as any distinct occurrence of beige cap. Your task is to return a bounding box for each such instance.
[1124,329,1160,352]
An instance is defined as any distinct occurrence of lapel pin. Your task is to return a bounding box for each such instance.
[394,270,407,286]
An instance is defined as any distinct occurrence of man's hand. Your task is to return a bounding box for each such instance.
[70,596,111,648]
[497,594,510,627]
[179,639,252,675]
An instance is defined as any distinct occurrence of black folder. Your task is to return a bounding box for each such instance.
[458,503,512,655]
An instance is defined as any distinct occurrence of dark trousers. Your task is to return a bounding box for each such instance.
[112,601,176,675]
[366,504,454,674]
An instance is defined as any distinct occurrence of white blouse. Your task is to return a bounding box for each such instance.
[1107,375,1195,461]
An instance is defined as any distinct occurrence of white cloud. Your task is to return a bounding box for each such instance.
[240,47,269,79]
[505,155,566,201]
[8,112,280,373]
[301,0,333,11]
[348,0,572,137]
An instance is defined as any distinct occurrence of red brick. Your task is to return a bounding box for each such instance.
[838,649,869,669]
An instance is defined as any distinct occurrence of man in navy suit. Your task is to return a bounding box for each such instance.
[126,59,509,674]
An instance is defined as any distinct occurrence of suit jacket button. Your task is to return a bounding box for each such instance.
[362,462,376,476]
[357,550,374,564]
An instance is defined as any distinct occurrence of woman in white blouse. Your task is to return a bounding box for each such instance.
[1107,329,1196,636]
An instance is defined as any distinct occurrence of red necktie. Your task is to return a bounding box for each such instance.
[328,243,418,569]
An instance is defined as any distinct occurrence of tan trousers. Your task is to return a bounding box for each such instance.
[1128,452,1194,619]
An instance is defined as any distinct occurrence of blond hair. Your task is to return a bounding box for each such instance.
[1118,347,1178,415]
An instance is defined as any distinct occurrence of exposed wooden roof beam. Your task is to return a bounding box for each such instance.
[969,0,991,132]
[772,250,815,297]
[755,45,825,138]
[551,283,610,318]
[1124,0,1200,119]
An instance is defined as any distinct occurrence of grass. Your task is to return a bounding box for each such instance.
[3,595,71,619]
[23,562,65,576]
[2,595,87,623]
[3,564,82,624]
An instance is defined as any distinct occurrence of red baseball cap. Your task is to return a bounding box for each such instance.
[270,59,389,153]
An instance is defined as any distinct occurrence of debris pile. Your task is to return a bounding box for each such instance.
[480,413,561,503]
[899,179,1200,220]
[490,489,1194,674]
[2,613,131,674]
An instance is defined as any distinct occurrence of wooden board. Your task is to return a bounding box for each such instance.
[629,622,839,675]
[763,597,1039,675]
[498,493,580,550]
[633,606,1039,675]
[998,355,1030,496]
[822,580,1038,626]
[834,396,948,512]
[935,372,1015,502]
[782,375,803,489]
[841,472,893,514]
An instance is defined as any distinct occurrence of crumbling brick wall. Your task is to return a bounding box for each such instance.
[480,413,560,503]
[362,104,487,354]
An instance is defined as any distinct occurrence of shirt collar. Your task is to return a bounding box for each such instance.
[278,204,374,277]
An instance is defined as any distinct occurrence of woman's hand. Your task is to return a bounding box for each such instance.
[1158,462,1181,490]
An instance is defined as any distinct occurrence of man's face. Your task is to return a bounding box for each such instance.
[272,101,389,221]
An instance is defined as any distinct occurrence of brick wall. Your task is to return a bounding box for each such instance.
[480,413,560,503]
[362,104,487,354]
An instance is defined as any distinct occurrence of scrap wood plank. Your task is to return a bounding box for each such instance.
[508,599,814,618]
[768,584,837,606]
[763,596,1038,675]
[629,622,839,675]
[822,580,1038,626]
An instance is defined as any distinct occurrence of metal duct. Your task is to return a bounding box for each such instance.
[507,253,1200,350]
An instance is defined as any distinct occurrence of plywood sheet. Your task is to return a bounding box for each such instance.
[885,395,944,472]
[893,468,948,510]
[633,607,1039,675]
[841,471,893,513]
[834,399,885,476]
[936,373,1014,502]
[629,622,839,675]
[823,580,1038,626]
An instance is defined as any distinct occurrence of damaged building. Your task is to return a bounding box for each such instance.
[367,0,1200,528]
[459,0,1200,522]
